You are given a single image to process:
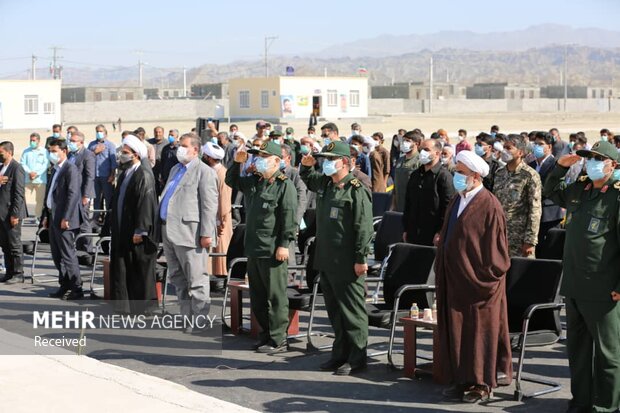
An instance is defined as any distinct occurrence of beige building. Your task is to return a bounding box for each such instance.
[0,79,61,129]
[229,76,368,121]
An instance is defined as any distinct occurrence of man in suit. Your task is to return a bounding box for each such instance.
[529,131,565,251]
[0,142,26,282]
[160,133,218,333]
[68,131,95,251]
[43,139,83,300]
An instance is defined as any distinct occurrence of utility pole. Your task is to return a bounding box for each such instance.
[50,46,63,79]
[429,55,434,114]
[31,54,37,80]
[264,36,278,77]
[563,45,568,112]
[136,51,144,87]
[183,66,187,97]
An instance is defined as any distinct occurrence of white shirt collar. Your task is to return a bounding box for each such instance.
[460,183,484,200]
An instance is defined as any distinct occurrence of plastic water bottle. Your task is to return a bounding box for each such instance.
[432,300,437,322]
[410,303,419,319]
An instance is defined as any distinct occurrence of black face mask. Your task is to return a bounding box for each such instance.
[0,154,6,163]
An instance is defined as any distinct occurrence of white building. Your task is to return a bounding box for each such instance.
[229,76,368,121]
[0,80,62,129]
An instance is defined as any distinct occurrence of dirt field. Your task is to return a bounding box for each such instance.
[3,111,620,159]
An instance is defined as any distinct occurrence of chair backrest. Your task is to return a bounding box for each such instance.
[304,238,320,292]
[374,211,404,261]
[297,208,316,250]
[382,243,437,310]
[372,192,393,218]
[537,228,566,260]
[505,257,563,339]
[227,224,247,278]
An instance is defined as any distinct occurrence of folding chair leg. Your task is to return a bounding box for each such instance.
[161,268,169,314]
[306,281,333,351]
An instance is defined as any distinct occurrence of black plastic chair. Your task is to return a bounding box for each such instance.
[367,211,405,301]
[536,228,565,260]
[506,257,564,401]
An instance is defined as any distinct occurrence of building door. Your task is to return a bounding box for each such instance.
[312,96,321,116]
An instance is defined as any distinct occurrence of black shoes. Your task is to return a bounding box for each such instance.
[252,338,270,350]
[65,288,84,300]
[319,359,346,371]
[335,362,367,376]
[49,286,69,298]
[257,339,289,354]
[0,274,13,283]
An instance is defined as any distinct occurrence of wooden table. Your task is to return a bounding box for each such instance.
[228,281,299,338]
[400,316,448,384]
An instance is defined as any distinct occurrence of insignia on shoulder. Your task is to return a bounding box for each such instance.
[277,174,287,181]
[578,176,588,183]
[614,181,620,190]
[260,142,268,150]
[327,142,336,151]
[350,178,361,188]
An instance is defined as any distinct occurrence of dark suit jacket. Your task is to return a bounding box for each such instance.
[0,159,26,221]
[69,148,95,223]
[529,155,564,222]
[43,161,81,230]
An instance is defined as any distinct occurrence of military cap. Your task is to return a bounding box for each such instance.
[314,140,351,158]
[269,130,283,138]
[285,127,294,134]
[576,140,619,162]
[248,140,282,157]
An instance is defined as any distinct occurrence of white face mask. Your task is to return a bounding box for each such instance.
[458,135,465,141]
[176,146,191,164]
[401,141,413,153]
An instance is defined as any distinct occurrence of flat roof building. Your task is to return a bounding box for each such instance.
[0,79,61,129]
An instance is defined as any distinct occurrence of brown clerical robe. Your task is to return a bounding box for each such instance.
[207,163,233,277]
[435,187,513,389]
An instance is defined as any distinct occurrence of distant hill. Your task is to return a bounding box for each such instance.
[7,25,620,88]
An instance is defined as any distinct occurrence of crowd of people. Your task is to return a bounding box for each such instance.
[0,119,619,411]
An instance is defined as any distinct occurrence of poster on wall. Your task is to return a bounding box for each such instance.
[280,95,294,118]
[339,93,348,113]
[296,96,308,108]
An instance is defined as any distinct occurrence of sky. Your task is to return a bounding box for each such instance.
[0,0,618,77]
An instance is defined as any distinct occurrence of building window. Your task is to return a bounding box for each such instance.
[24,95,38,114]
[94,92,102,101]
[174,90,180,97]
[110,91,118,101]
[327,90,337,107]
[449,85,455,95]
[126,92,134,101]
[261,90,269,108]
[529,90,534,99]
[163,91,169,98]
[437,89,443,97]
[510,90,515,99]
[415,91,420,99]
[519,90,525,99]
[43,102,55,114]
[239,90,250,108]
[592,89,596,98]
[350,90,360,107]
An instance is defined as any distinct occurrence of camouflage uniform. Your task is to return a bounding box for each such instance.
[493,162,542,256]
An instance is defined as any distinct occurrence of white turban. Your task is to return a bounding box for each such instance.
[202,142,225,160]
[122,135,147,159]
[455,150,490,177]
[232,131,247,143]
[363,135,376,150]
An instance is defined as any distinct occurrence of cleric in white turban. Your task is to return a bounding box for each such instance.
[110,134,159,315]
[201,142,225,161]
[434,149,512,402]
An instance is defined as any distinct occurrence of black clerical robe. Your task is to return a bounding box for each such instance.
[110,163,158,314]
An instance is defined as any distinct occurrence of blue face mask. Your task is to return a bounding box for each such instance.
[255,157,269,174]
[48,152,60,165]
[586,158,608,181]
[96,131,105,140]
[300,145,310,155]
[168,135,175,144]
[211,137,218,145]
[52,132,60,138]
[533,144,546,159]
[452,172,470,193]
[68,142,79,153]
[323,138,331,147]
[322,159,339,176]
[474,144,486,157]
[279,160,286,170]
[613,169,620,181]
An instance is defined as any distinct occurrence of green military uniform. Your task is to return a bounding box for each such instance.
[225,141,297,348]
[393,151,419,212]
[494,162,542,256]
[300,141,374,369]
[543,141,620,412]
[283,127,301,167]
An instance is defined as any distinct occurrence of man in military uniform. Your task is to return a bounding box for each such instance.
[225,141,297,354]
[474,133,501,191]
[493,134,542,257]
[543,140,620,413]
[300,140,374,376]
[392,130,422,212]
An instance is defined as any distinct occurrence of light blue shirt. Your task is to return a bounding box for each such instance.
[20,146,49,184]
[159,164,187,221]
[88,139,117,178]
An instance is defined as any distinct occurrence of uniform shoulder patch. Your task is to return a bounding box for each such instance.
[578,175,588,183]
[614,181,620,190]
[277,174,288,181]
[350,178,361,188]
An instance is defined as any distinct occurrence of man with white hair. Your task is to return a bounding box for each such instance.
[160,133,218,332]
[110,135,159,314]
[435,150,512,403]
